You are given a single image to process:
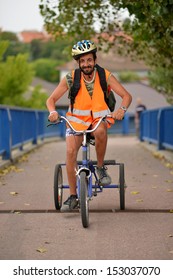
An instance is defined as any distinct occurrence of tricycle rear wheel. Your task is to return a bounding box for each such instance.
[119,163,125,210]
[54,164,63,210]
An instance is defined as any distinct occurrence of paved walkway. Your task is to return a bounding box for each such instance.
[0,136,173,260]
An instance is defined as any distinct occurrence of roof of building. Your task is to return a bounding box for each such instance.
[17,30,52,43]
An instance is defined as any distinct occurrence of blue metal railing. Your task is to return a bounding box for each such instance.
[0,105,134,161]
[1,105,172,162]
[140,106,173,150]
[0,106,65,160]
[109,113,135,135]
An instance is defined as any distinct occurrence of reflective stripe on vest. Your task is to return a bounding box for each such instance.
[66,115,91,127]
[93,109,110,118]
[67,108,91,116]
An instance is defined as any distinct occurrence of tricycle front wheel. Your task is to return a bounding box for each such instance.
[80,171,89,228]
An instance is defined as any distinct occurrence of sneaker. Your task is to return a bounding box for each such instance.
[96,166,112,186]
[60,195,78,212]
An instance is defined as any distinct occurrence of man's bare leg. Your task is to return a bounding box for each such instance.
[66,134,83,195]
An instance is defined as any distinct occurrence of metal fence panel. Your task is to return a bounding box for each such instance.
[140,106,173,150]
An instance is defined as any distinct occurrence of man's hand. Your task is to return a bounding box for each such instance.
[112,108,125,120]
[48,111,59,122]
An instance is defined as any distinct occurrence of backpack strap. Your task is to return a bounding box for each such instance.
[69,68,81,112]
[95,64,109,106]
[95,64,107,96]
[96,64,116,112]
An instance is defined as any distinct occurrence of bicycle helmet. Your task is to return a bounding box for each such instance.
[72,40,97,60]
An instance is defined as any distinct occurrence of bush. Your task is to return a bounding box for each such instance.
[24,85,48,109]
[118,71,140,83]
[32,58,60,83]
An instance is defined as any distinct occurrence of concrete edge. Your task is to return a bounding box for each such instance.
[140,141,173,165]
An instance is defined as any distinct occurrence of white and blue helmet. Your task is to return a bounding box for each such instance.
[72,40,97,60]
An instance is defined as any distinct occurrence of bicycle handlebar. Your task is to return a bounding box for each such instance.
[47,115,113,134]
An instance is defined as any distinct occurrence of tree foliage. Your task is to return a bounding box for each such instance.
[0,34,72,108]
[32,58,60,83]
[39,0,173,103]
[39,0,173,66]
[30,37,71,61]
[0,43,47,109]
[23,85,48,109]
[0,53,34,105]
[0,31,30,60]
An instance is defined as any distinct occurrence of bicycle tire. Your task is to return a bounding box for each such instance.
[119,163,125,210]
[54,164,63,210]
[80,171,89,228]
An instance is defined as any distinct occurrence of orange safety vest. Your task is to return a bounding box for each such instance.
[66,68,114,131]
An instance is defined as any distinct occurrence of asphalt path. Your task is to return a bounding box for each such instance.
[0,136,173,260]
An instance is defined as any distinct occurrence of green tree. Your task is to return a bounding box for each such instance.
[148,68,173,104]
[40,38,72,61]
[39,0,173,104]
[0,41,9,60]
[0,42,49,109]
[0,31,30,60]
[30,39,43,60]
[23,85,48,109]
[32,58,60,82]
[0,53,34,105]
[0,31,18,42]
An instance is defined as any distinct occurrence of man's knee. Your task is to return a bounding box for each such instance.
[94,126,107,139]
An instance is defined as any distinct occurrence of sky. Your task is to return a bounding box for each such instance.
[0,0,45,33]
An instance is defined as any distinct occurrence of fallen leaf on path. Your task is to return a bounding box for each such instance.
[10,192,18,196]
[0,168,9,176]
[168,234,173,238]
[153,174,158,178]
[165,163,173,169]
[24,203,30,206]
[8,166,23,173]
[165,179,173,183]
[14,211,21,214]
[14,167,24,173]
[136,199,143,202]
[17,155,28,163]
[36,247,47,253]
[167,189,173,192]
[170,210,173,213]
[131,191,140,195]
[0,165,24,176]
[42,166,49,170]
[152,152,164,160]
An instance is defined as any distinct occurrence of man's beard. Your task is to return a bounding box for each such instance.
[80,65,95,76]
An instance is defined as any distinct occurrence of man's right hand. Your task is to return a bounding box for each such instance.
[48,111,59,122]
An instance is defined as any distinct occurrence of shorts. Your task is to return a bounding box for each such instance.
[65,119,111,137]
[66,128,83,137]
